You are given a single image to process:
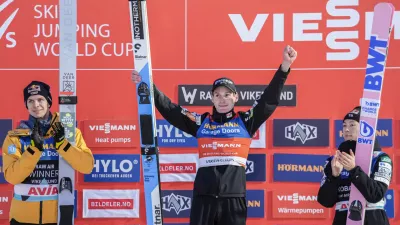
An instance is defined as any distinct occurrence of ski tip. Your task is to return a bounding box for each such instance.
[374,2,395,12]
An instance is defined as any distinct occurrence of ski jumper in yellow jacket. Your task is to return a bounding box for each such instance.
[2,112,94,224]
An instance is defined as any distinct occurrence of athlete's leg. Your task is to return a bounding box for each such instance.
[217,197,247,225]
[190,195,218,225]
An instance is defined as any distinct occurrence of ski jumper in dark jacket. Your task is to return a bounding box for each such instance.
[153,65,290,225]
[318,139,392,225]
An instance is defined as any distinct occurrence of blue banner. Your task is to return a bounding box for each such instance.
[246,154,266,182]
[247,190,264,218]
[156,120,197,147]
[0,156,5,184]
[273,119,329,146]
[84,154,140,182]
[273,153,330,182]
[0,119,12,146]
[385,189,394,218]
[161,190,193,218]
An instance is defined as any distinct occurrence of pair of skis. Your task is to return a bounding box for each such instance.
[347,2,395,225]
[57,1,162,224]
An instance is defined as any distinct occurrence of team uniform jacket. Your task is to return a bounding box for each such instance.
[317,142,392,225]
[2,112,94,224]
[153,65,290,198]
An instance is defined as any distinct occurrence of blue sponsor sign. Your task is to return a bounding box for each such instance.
[156,120,197,147]
[273,153,329,182]
[161,190,193,218]
[335,119,393,148]
[74,190,77,218]
[0,119,12,146]
[246,154,266,182]
[273,119,329,146]
[0,156,5,184]
[247,190,264,218]
[384,189,394,218]
[84,154,140,182]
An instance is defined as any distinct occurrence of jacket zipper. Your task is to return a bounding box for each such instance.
[39,201,43,225]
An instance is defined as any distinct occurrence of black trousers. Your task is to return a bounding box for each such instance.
[189,196,247,225]
[10,219,56,225]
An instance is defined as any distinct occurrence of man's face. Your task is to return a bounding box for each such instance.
[342,119,360,141]
[27,95,49,119]
[211,86,238,113]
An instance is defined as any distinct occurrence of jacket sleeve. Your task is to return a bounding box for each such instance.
[317,157,340,208]
[240,65,290,136]
[2,133,42,185]
[349,154,392,203]
[153,84,205,137]
[56,128,94,174]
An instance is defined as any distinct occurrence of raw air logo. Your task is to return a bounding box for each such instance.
[0,0,18,48]
[178,85,296,106]
[162,193,191,215]
[285,122,317,144]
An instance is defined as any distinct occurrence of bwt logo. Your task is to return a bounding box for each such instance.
[0,0,18,48]
[162,193,191,215]
[358,121,374,144]
[285,122,317,144]
[245,160,254,174]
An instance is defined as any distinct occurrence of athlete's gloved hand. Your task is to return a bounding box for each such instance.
[30,119,44,151]
[52,122,66,150]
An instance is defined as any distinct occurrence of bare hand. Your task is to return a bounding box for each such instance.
[332,150,343,177]
[281,45,297,72]
[131,70,142,84]
[338,149,356,171]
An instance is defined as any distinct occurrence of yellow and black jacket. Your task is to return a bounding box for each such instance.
[2,112,94,224]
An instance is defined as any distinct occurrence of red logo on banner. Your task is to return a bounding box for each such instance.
[81,120,138,148]
[252,129,260,140]
[88,199,134,210]
[160,163,197,174]
[272,189,329,219]
[0,191,12,219]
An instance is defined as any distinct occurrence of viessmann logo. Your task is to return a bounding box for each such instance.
[89,123,136,134]
[277,193,317,204]
[201,142,241,149]
[0,0,18,48]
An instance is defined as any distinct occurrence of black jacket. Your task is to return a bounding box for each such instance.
[317,141,392,225]
[153,65,290,197]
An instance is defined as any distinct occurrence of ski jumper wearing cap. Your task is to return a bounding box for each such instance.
[317,107,392,225]
[152,63,291,225]
[1,81,94,225]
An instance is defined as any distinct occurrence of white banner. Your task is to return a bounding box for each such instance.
[83,189,139,218]
[159,154,199,182]
[250,121,266,148]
